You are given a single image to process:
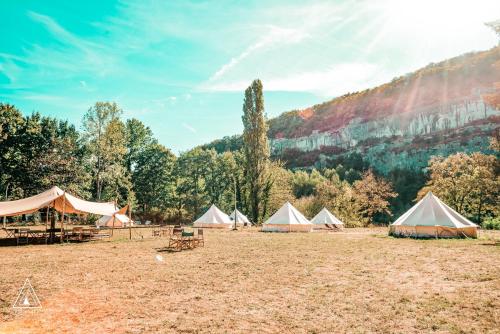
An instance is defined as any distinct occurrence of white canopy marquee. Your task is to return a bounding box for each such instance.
[0,186,118,217]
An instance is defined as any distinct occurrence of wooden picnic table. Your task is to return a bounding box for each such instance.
[28,229,48,237]
[2,227,17,238]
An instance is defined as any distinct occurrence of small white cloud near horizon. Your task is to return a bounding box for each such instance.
[201,62,389,98]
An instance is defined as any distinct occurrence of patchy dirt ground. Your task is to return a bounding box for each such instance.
[0,227,499,333]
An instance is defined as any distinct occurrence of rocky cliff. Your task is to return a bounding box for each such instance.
[269,47,500,172]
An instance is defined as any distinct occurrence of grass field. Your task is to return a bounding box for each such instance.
[0,227,499,333]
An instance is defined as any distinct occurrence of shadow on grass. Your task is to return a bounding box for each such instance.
[154,247,188,253]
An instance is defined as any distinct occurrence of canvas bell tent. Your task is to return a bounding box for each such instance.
[229,209,252,226]
[389,192,478,238]
[193,204,233,228]
[262,202,312,232]
[96,206,133,228]
[310,208,344,230]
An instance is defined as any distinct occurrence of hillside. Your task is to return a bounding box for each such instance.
[269,47,500,172]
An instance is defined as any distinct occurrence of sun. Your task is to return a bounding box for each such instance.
[381,0,497,35]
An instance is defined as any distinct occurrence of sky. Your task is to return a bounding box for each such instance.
[0,0,498,153]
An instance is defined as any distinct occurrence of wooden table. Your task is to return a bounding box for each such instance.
[2,228,16,238]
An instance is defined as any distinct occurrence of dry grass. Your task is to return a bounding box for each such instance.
[0,227,499,333]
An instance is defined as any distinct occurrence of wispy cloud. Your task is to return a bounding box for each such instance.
[182,122,197,133]
[209,25,310,81]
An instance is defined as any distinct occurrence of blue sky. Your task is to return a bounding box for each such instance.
[0,0,498,153]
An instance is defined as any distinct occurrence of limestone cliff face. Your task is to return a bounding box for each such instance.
[272,97,497,152]
[269,47,500,172]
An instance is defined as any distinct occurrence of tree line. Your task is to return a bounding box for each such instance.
[0,80,498,226]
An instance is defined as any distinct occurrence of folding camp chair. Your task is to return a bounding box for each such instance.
[168,227,184,251]
[16,228,30,246]
[152,226,161,237]
[70,227,84,241]
[194,228,204,247]
[181,230,195,249]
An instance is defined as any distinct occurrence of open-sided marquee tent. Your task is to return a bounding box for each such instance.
[389,192,478,238]
[229,209,252,226]
[262,202,312,232]
[310,208,344,230]
[193,204,233,229]
[0,186,117,217]
[0,186,120,241]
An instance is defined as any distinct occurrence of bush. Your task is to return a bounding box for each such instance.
[482,217,500,230]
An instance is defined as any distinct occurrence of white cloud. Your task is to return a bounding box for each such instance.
[205,62,389,97]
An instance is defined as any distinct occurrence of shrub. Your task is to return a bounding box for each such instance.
[482,217,500,230]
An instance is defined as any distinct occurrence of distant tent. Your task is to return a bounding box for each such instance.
[310,208,343,230]
[193,204,233,228]
[229,209,252,226]
[97,206,133,228]
[262,202,312,232]
[389,192,478,238]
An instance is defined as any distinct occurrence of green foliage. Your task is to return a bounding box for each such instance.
[205,151,238,212]
[200,135,243,153]
[82,102,127,201]
[125,118,156,173]
[133,143,176,220]
[419,152,499,223]
[174,147,212,219]
[170,147,241,222]
[387,168,427,218]
[291,169,326,198]
[482,217,500,230]
[0,104,92,199]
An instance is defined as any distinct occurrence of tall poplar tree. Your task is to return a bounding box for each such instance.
[241,79,270,223]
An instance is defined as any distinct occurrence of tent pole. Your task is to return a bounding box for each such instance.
[111,199,116,237]
[45,203,50,231]
[233,178,238,231]
[60,192,66,243]
[3,183,10,228]
[128,202,132,240]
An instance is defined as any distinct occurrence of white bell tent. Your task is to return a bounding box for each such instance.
[310,208,344,230]
[229,209,252,226]
[262,202,312,232]
[389,192,478,238]
[193,204,233,228]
